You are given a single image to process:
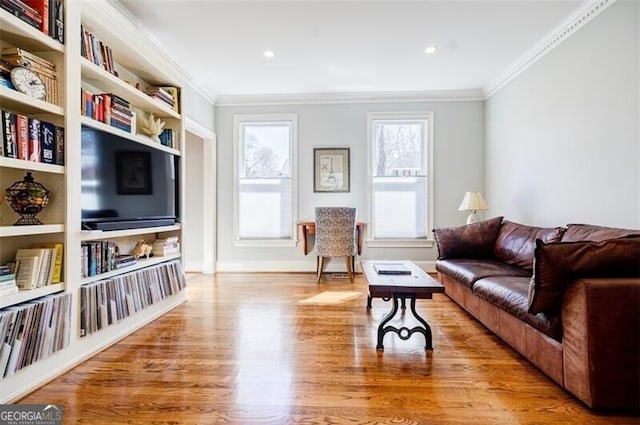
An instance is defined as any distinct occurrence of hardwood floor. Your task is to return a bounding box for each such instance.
[19,273,639,424]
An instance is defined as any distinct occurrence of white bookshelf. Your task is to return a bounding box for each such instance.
[0,0,187,403]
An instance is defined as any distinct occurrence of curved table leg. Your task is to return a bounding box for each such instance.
[376,295,399,351]
[376,293,434,351]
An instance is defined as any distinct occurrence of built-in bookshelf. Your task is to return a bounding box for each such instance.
[0,0,187,403]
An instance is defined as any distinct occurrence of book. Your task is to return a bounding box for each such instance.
[373,262,412,275]
[54,125,64,165]
[14,256,39,290]
[27,117,40,161]
[15,248,48,288]
[30,243,62,283]
[2,110,17,159]
[15,113,28,160]
[40,121,55,163]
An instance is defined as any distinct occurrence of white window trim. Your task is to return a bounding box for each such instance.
[233,113,298,247]
[366,111,435,247]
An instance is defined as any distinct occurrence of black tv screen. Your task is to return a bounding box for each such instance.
[81,126,180,231]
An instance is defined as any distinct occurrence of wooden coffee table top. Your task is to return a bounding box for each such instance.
[361,260,444,299]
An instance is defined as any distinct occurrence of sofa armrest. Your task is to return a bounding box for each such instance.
[562,277,640,409]
[433,216,503,260]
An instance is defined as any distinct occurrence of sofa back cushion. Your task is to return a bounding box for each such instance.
[562,223,640,242]
[528,236,640,314]
[493,221,565,272]
[433,216,503,260]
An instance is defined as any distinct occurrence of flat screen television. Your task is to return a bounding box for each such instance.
[81,126,180,231]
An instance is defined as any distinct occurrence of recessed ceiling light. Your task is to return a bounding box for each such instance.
[424,46,437,55]
[264,50,274,58]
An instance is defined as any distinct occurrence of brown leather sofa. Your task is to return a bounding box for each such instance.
[433,217,640,410]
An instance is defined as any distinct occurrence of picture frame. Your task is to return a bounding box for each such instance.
[116,151,152,195]
[314,147,350,193]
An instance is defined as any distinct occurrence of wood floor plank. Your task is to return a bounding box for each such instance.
[18,273,640,424]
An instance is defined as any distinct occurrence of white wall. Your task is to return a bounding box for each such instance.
[485,1,639,228]
[215,98,484,271]
[182,85,215,131]
[184,132,205,271]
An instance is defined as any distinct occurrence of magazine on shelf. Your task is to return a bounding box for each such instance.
[373,262,412,275]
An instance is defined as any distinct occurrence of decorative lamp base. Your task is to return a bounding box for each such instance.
[14,214,44,225]
[466,212,479,225]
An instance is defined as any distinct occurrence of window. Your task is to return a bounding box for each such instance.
[234,114,297,244]
[367,112,433,243]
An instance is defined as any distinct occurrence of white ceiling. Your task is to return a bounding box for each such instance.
[117,0,584,101]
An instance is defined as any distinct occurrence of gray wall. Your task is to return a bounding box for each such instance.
[485,1,639,228]
[215,99,484,271]
[184,132,205,271]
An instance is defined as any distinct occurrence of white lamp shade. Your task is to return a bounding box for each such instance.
[458,192,488,212]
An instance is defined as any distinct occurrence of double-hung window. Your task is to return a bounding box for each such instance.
[367,112,433,244]
[234,114,297,245]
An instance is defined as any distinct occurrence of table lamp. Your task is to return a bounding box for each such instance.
[458,191,488,224]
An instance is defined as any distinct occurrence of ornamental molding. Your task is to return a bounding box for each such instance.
[483,0,615,99]
[215,90,485,107]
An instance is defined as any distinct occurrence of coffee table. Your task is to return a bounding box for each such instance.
[361,260,444,351]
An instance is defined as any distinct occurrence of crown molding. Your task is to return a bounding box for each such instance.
[483,0,615,99]
[215,89,484,107]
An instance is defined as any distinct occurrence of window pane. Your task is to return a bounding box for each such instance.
[373,177,427,239]
[239,178,292,239]
[374,121,425,177]
[242,124,290,178]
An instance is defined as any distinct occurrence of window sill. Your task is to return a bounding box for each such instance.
[366,239,435,248]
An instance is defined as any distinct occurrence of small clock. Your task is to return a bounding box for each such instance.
[10,67,46,100]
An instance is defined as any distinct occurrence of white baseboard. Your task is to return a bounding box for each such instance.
[215,260,437,273]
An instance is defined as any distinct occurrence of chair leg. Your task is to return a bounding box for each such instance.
[345,256,354,282]
[316,256,324,284]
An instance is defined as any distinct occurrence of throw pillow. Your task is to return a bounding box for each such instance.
[562,223,640,242]
[433,216,503,260]
[527,236,640,314]
[493,221,566,272]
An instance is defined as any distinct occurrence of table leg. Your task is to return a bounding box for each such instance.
[376,295,399,351]
[376,293,434,351]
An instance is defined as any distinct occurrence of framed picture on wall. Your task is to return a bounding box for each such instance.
[314,147,350,192]
[116,151,152,194]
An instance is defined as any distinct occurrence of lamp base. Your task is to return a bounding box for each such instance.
[466,212,479,225]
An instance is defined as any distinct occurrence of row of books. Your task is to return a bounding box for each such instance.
[14,243,63,290]
[80,24,116,77]
[0,265,18,298]
[1,46,59,105]
[80,260,186,336]
[0,292,71,379]
[1,109,64,165]
[81,89,135,134]
[81,240,117,278]
[0,0,64,44]
[145,86,180,114]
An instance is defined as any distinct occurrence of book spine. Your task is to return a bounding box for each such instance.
[40,121,55,163]
[15,114,29,160]
[2,111,17,159]
[54,125,64,165]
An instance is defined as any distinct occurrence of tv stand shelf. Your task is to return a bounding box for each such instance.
[81,117,180,155]
[79,224,181,241]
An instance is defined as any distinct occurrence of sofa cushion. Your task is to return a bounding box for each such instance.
[528,236,640,314]
[436,258,529,289]
[493,221,565,272]
[433,216,503,260]
[473,276,562,341]
[562,223,640,242]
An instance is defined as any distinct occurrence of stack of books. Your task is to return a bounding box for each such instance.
[80,240,117,278]
[81,90,134,134]
[145,86,179,113]
[158,128,177,149]
[0,265,18,297]
[1,47,59,105]
[1,109,64,165]
[152,237,180,257]
[114,255,137,269]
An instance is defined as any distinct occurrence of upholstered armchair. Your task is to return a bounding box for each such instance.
[314,207,357,283]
